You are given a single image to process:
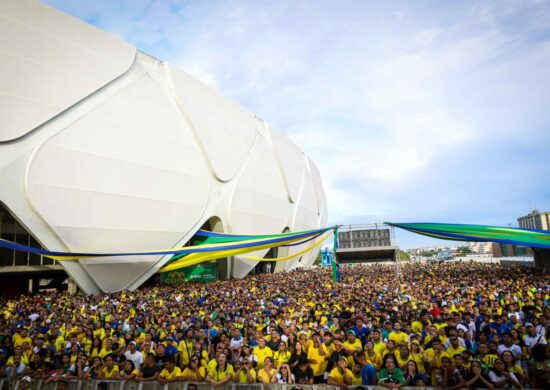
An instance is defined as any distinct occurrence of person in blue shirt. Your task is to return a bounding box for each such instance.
[164,338,179,359]
[351,318,370,346]
[355,351,377,385]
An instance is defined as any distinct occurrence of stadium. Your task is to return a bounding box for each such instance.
[0,0,327,295]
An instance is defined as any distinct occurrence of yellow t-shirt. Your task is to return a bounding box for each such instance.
[389,331,409,345]
[446,345,465,358]
[343,339,362,354]
[423,349,450,370]
[252,346,273,369]
[14,335,33,348]
[236,368,257,383]
[329,367,352,385]
[99,348,113,358]
[273,351,291,368]
[182,366,205,382]
[352,373,362,385]
[307,344,328,376]
[365,350,383,370]
[102,365,119,379]
[373,341,387,357]
[207,365,235,382]
[257,368,277,383]
[178,340,194,366]
[160,367,182,380]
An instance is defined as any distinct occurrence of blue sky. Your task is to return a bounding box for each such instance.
[43,0,550,249]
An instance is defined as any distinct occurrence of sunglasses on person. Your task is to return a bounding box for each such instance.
[243,361,250,365]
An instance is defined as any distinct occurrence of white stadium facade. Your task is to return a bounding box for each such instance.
[0,0,327,294]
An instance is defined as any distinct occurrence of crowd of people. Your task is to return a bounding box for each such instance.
[0,262,549,389]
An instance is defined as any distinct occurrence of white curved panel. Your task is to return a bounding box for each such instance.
[0,0,135,142]
[167,64,256,182]
[269,126,306,203]
[284,162,320,271]
[230,135,290,278]
[26,75,210,292]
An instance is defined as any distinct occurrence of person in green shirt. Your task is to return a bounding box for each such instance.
[378,355,405,389]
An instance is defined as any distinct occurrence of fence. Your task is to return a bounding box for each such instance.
[1,380,480,390]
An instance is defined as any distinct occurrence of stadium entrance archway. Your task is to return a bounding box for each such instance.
[0,203,69,295]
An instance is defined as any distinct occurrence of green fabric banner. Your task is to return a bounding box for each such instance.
[161,264,217,283]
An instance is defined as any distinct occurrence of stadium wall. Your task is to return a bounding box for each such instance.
[0,0,328,294]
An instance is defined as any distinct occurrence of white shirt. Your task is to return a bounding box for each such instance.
[488,371,519,388]
[497,343,522,357]
[230,337,244,350]
[524,334,547,348]
[124,350,144,368]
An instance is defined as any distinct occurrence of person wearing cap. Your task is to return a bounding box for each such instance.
[164,337,178,360]
[327,356,353,388]
[18,376,32,390]
[124,340,144,369]
[343,330,362,358]
[524,322,547,350]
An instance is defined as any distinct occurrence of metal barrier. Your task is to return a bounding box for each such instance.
[6,382,546,390]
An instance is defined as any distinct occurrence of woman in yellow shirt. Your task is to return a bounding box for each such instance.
[206,352,234,387]
[100,355,120,379]
[410,341,426,374]
[273,342,291,368]
[233,359,257,384]
[120,361,139,381]
[181,356,206,382]
[257,357,277,385]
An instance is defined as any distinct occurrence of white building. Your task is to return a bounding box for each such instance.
[0,0,327,294]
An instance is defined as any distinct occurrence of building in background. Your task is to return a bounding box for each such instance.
[0,0,327,294]
[517,210,550,230]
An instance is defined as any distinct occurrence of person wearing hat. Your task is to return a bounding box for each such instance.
[18,376,32,390]
[524,323,547,350]
[342,330,362,358]
[124,340,144,369]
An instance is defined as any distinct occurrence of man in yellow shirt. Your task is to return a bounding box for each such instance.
[13,328,32,348]
[307,333,328,383]
[327,357,353,388]
[158,358,182,384]
[371,329,387,357]
[388,322,409,346]
[343,330,362,356]
[252,338,273,370]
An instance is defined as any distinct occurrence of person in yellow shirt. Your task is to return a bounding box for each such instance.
[328,357,353,388]
[371,329,387,357]
[257,356,277,385]
[98,339,113,358]
[389,322,409,347]
[181,356,206,382]
[446,336,465,358]
[100,355,120,379]
[252,338,273,370]
[159,358,182,384]
[364,341,383,370]
[343,330,362,356]
[307,333,328,382]
[206,353,234,387]
[178,330,195,367]
[273,341,291,368]
[13,328,32,348]
[422,338,449,382]
[233,359,257,384]
[410,341,426,374]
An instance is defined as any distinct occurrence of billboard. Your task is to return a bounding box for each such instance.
[161,264,217,283]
